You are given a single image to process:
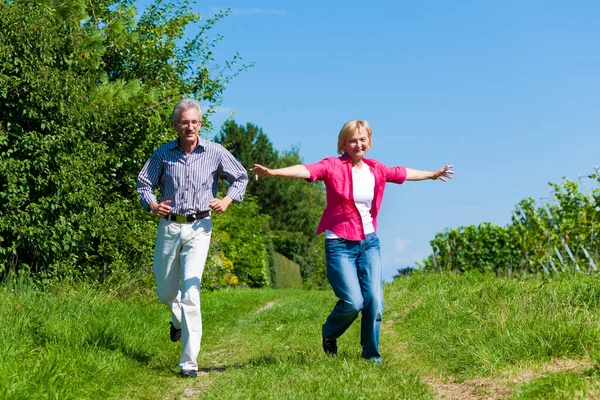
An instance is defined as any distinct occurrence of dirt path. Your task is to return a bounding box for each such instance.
[256,300,278,313]
[424,358,592,399]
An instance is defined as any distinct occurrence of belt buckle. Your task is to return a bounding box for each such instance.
[175,215,186,223]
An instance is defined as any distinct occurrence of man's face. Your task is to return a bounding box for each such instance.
[173,108,202,147]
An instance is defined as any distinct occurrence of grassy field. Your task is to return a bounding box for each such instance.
[2,271,600,399]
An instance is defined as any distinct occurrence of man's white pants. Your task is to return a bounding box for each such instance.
[153,217,212,372]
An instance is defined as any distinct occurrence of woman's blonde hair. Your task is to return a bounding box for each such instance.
[337,120,372,154]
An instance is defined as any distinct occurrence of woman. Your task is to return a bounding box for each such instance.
[251,120,453,363]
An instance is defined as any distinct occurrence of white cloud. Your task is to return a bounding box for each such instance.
[394,237,407,252]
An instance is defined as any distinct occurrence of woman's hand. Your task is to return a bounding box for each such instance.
[250,164,273,180]
[249,163,310,180]
[431,165,454,182]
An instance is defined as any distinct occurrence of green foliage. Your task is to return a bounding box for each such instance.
[272,230,327,288]
[425,222,517,274]
[0,0,251,284]
[421,172,600,276]
[270,251,303,289]
[214,121,328,288]
[210,195,270,288]
[201,250,239,291]
[215,121,326,238]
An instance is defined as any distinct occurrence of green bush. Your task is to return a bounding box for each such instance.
[271,230,327,289]
[421,174,600,276]
[215,121,328,288]
[210,195,271,288]
[270,251,302,289]
[0,0,253,285]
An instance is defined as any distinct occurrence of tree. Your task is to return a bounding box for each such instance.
[215,121,325,237]
[215,121,328,287]
[0,0,252,284]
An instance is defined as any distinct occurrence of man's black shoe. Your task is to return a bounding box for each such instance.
[322,336,338,356]
[179,370,197,378]
[170,322,181,342]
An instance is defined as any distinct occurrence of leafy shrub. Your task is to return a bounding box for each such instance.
[420,175,600,276]
[210,195,270,287]
[0,0,252,285]
[202,250,239,291]
[270,251,302,289]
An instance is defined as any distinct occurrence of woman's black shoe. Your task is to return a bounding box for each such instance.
[322,337,338,356]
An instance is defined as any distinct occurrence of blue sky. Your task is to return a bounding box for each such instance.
[138,0,600,281]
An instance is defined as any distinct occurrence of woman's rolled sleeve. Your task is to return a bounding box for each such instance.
[304,158,332,182]
[385,165,407,184]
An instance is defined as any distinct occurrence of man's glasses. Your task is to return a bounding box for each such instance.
[177,120,201,128]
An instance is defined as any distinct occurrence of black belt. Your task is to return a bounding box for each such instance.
[164,211,210,223]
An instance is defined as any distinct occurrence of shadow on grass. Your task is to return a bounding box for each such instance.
[160,365,241,378]
[171,351,317,376]
[84,327,151,364]
[158,351,356,378]
[199,365,234,373]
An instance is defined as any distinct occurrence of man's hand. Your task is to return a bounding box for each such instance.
[150,200,172,217]
[209,196,232,214]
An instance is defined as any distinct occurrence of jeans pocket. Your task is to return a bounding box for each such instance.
[325,238,346,253]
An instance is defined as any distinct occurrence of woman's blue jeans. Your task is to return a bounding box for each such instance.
[322,233,383,361]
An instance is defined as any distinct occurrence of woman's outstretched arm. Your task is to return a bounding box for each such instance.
[405,165,454,182]
[250,163,311,180]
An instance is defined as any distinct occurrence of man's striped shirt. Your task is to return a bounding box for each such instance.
[137,137,248,215]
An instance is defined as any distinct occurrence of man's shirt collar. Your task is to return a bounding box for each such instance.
[167,136,206,152]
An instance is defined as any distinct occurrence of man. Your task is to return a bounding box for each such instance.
[137,98,248,378]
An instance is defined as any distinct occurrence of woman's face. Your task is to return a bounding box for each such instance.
[344,127,370,161]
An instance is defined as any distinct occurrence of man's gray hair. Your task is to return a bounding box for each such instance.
[172,98,202,122]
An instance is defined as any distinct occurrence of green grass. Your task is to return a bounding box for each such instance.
[385,272,600,379]
[513,367,600,400]
[2,271,600,399]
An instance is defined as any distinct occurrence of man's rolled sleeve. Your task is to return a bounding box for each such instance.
[219,149,249,203]
[137,154,161,210]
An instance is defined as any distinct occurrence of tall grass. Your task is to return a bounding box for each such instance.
[0,281,176,399]
[385,271,600,379]
[0,281,431,399]
[2,271,600,398]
